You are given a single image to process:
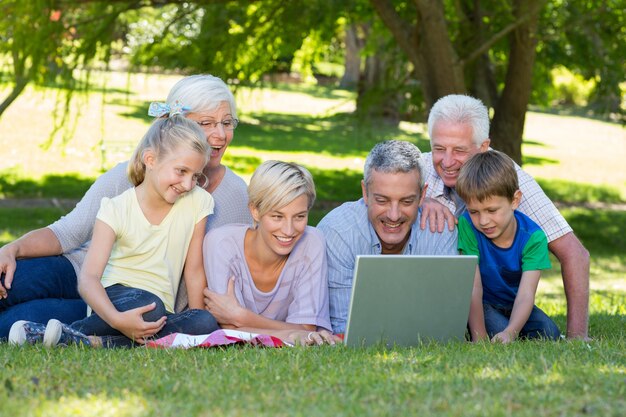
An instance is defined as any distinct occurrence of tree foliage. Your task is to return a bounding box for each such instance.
[1,0,623,160]
[127,1,344,84]
[536,0,625,116]
[0,1,136,120]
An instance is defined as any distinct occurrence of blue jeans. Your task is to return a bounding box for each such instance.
[483,303,561,340]
[0,256,86,339]
[71,284,219,348]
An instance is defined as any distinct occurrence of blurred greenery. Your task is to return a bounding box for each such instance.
[0,171,93,199]
[537,179,625,204]
[561,208,626,255]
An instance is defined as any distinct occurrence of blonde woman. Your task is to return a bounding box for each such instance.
[203,161,337,345]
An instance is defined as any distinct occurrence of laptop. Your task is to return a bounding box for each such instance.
[343,255,477,347]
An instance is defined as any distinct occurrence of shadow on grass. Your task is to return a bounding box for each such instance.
[243,81,355,100]
[537,179,625,204]
[235,112,430,157]
[0,172,94,199]
[589,312,626,336]
[561,209,626,255]
[0,207,68,245]
[22,78,135,96]
[112,99,154,124]
[522,154,559,167]
[111,99,430,157]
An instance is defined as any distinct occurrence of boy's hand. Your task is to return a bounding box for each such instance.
[491,330,517,344]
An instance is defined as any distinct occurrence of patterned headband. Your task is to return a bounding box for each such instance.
[148,100,190,117]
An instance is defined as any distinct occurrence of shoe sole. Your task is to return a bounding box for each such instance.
[8,320,28,345]
[43,319,63,347]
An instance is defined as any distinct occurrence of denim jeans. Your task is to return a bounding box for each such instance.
[483,302,561,340]
[71,284,219,348]
[0,256,85,339]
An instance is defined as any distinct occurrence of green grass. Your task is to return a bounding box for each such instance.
[0,75,624,417]
[1,336,624,417]
[536,179,625,205]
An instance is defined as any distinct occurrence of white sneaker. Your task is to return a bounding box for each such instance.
[8,320,28,345]
[8,320,46,345]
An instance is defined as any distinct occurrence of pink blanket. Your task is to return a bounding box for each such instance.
[146,329,287,349]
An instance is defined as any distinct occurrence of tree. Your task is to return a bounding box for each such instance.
[2,0,623,157]
[536,0,625,119]
[0,1,136,121]
[369,0,545,164]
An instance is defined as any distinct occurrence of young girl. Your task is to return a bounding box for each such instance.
[10,115,220,347]
[203,161,337,345]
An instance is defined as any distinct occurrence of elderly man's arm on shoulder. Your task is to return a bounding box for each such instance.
[548,232,591,340]
[420,197,457,233]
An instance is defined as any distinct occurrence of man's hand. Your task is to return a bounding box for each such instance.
[420,198,456,233]
[112,302,167,344]
[204,278,244,327]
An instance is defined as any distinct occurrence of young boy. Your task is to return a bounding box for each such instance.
[455,150,561,343]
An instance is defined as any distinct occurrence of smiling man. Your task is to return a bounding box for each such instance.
[420,94,590,339]
[317,140,458,334]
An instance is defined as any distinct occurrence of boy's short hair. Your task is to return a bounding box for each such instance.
[456,150,518,203]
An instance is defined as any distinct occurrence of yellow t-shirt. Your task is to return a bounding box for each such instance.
[97,186,213,312]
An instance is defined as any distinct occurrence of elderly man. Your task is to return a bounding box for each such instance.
[420,94,590,339]
[317,140,457,334]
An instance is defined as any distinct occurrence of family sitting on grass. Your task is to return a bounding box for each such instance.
[0,75,590,348]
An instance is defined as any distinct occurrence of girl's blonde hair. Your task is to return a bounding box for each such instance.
[128,116,209,186]
[248,161,316,218]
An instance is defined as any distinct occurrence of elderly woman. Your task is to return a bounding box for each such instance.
[203,161,337,345]
[0,75,252,339]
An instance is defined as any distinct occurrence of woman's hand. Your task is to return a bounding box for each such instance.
[282,329,342,346]
[204,277,244,327]
[111,302,167,344]
[0,245,17,298]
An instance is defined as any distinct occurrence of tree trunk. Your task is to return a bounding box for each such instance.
[490,0,544,165]
[356,30,403,125]
[370,0,467,109]
[461,1,498,108]
[413,0,466,107]
[340,25,362,89]
[0,78,28,119]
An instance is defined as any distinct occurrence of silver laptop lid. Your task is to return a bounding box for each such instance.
[344,255,477,347]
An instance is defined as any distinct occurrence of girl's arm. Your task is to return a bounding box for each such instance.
[182,217,208,310]
[492,270,541,343]
[204,279,316,331]
[78,220,166,342]
[468,266,488,342]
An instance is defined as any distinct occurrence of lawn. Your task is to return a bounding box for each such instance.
[0,73,624,417]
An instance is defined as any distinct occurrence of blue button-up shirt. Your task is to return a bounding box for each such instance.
[317,198,458,333]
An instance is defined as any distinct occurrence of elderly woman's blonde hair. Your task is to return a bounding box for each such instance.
[248,160,316,218]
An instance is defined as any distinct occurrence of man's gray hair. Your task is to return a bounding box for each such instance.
[363,140,423,188]
[427,95,490,146]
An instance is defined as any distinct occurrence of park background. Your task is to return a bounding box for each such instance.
[0,1,624,416]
